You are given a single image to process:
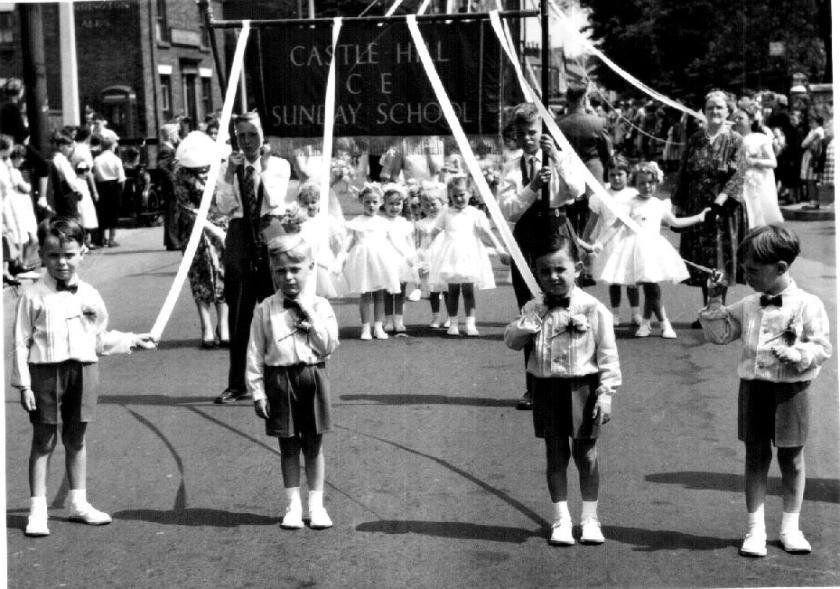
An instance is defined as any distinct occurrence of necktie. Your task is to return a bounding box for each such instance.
[521,155,535,186]
[544,294,570,309]
[56,281,78,293]
[760,294,783,307]
[242,165,259,229]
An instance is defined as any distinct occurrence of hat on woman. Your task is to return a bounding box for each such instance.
[176,130,218,169]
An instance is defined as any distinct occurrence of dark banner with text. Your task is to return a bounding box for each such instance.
[247,19,502,137]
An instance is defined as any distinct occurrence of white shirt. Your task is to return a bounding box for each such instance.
[216,155,293,219]
[497,150,585,223]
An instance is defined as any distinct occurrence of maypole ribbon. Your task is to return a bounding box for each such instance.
[546,0,705,124]
[406,15,542,298]
[489,11,642,237]
[149,21,251,341]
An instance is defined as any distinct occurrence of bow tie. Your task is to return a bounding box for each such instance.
[56,281,78,294]
[760,294,783,307]
[544,295,570,309]
[283,298,300,310]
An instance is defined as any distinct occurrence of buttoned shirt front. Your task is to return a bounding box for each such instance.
[504,287,621,395]
[245,292,339,402]
[497,150,585,223]
[216,154,292,220]
[699,279,831,382]
[12,275,136,389]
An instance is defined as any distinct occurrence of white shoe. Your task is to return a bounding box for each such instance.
[25,512,50,536]
[442,317,451,328]
[739,529,767,557]
[407,288,422,302]
[465,318,479,337]
[373,325,389,340]
[580,516,605,544]
[280,506,304,529]
[635,320,652,337]
[429,318,441,328]
[68,502,112,525]
[660,320,677,339]
[549,519,575,545]
[309,507,333,529]
[360,325,372,340]
[780,530,811,553]
[447,324,460,337]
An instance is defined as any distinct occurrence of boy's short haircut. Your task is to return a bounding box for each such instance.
[382,182,407,201]
[50,130,74,147]
[234,111,262,128]
[37,216,85,247]
[268,233,312,263]
[566,83,588,105]
[99,134,117,150]
[534,233,581,264]
[511,103,540,127]
[737,224,801,266]
[297,182,320,202]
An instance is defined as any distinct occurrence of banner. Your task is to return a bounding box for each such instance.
[248,19,502,137]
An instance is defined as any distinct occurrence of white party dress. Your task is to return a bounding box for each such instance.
[429,206,495,289]
[342,214,402,294]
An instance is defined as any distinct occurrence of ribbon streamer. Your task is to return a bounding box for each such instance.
[150,21,252,341]
[406,15,542,298]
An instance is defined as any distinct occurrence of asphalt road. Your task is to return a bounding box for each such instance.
[4,218,839,589]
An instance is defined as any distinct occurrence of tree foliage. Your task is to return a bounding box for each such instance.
[581,0,828,106]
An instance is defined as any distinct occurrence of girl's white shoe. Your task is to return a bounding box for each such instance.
[373,324,389,339]
[660,320,677,339]
[635,319,652,337]
[465,317,480,337]
[25,512,49,536]
[446,324,460,337]
[549,519,575,545]
[360,324,372,340]
[308,507,333,529]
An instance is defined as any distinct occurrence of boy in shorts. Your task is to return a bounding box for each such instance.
[699,224,832,556]
[12,216,156,537]
[247,234,339,529]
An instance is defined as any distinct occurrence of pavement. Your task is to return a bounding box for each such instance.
[3,216,839,588]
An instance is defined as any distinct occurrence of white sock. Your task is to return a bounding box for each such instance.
[552,500,571,522]
[780,511,800,534]
[308,490,324,513]
[373,321,384,330]
[68,488,86,508]
[747,504,765,532]
[360,322,371,332]
[285,487,302,511]
[394,314,404,328]
[30,496,47,515]
[466,316,476,328]
[631,306,640,316]
[581,500,598,522]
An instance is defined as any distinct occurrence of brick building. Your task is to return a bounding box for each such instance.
[0,0,224,140]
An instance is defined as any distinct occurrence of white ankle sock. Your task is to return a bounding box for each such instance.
[780,511,800,534]
[552,500,570,522]
[285,487,302,510]
[394,314,404,328]
[68,488,86,508]
[30,496,47,514]
[631,306,640,315]
[747,504,765,532]
[466,316,476,328]
[581,500,598,522]
[309,490,324,512]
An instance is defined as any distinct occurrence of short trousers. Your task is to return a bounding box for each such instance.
[738,379,810,447]
[264,363,332,438]
[532,374,600,439]
[28,361,99,425]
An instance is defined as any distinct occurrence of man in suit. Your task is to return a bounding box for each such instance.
[214,112,292,404]
[498,103,585,410]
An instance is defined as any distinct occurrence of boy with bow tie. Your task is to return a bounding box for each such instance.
[699,224,831,557]
[12,217,156,537]
[504,234,620,546]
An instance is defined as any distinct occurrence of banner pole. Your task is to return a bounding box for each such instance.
[539,0,550,217]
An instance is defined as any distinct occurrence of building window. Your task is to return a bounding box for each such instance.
[156,0,168,43]
[200,76,213,116]
[0,12,14,45]
[160,74,172,121]
[181,67,198,127]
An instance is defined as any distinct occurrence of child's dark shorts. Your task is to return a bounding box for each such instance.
[532,374,600,440]
[28,361,100,425]
[738,379,810,447]
[264,363,332,438]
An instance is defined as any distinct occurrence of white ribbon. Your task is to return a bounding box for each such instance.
[406,15,541,298]
[385,0,404,17]
[546,0,706,124]
[489,10,642,236]
[150,21,252,340]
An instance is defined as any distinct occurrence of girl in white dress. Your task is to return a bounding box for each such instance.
[415,181,448,327]
[594,162,710,339]
[429,176,497,337]
[73,161,99,247]
[584,155,641,327]
[335,183,402,340]
[732,109,784,229]
[297,183,347,299]
[379,184,420,335]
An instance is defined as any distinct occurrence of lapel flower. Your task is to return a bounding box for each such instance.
[568,313,590,333]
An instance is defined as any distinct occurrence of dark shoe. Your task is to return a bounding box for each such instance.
[107,240,120,248]
[214,388,250,404]
[691,319,702,329]
[801,203,821,210]
[201,339,217,349]
[515,391,533,410]
[218,339,230,348]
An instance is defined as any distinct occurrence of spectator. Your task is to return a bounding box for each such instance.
[800,115,825,210]
[158,123,181,250]
[92,133,125,247]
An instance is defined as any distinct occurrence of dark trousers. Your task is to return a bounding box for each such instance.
[161,176,181,249]
[223,219,274,392]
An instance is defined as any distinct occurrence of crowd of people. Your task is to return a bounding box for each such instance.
[5,76,835,556]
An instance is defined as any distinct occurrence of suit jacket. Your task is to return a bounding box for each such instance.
[558,112,612,168]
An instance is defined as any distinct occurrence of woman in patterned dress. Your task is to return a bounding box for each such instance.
[672,90,746,314]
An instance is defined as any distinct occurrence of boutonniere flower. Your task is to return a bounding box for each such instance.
[782,316,803,346]
[568,313,590,333]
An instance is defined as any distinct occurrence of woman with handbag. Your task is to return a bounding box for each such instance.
[800,115,826,210]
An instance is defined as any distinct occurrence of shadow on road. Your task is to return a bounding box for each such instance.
[356,520,539,543]
[646,471,840,504]
[99,394,218,405]
[604,525,738,552]
[111,508,278,527]
[339,394,514,407]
